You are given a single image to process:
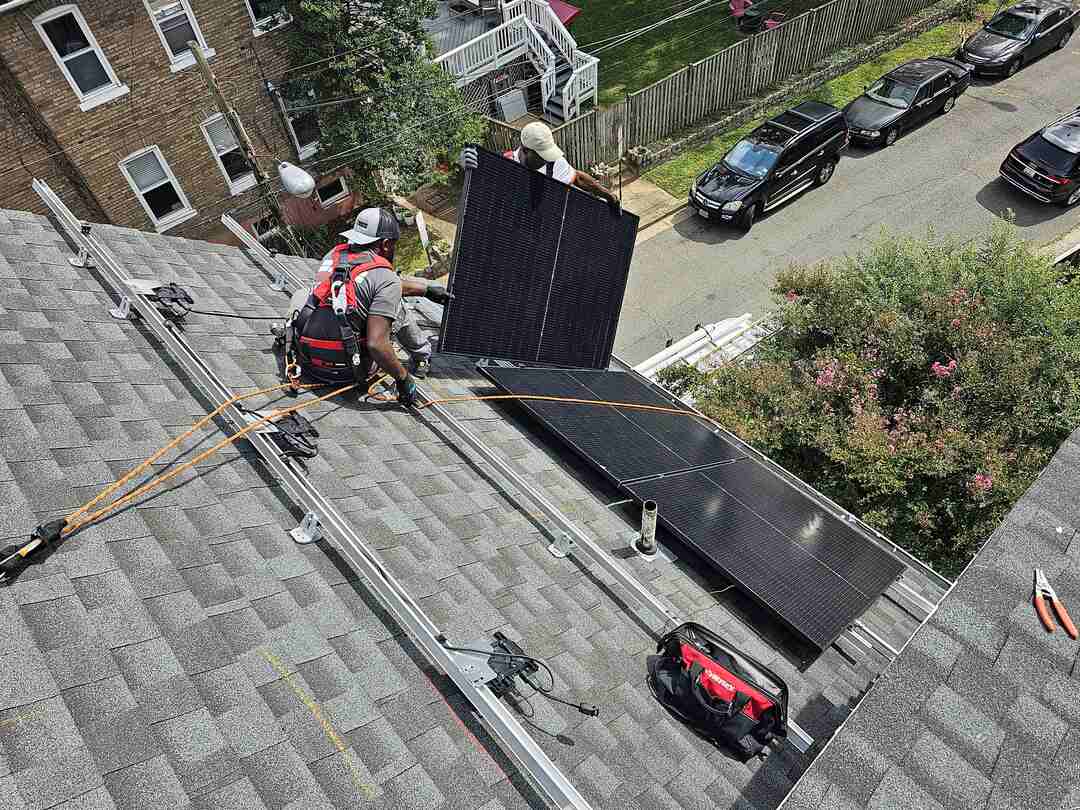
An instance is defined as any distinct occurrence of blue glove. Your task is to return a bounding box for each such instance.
[397,374,419,408]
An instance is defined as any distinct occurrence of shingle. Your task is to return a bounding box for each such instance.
[14,743,103,810]
[71,570,158,649]
[0,644,58,712]
[190,777,267,810]
[990,735,1073,809]
[112,638,202,725]
[153,707,240,796]
[103,754,187,810]
[242,741,330,810]
[920,684,1004,776]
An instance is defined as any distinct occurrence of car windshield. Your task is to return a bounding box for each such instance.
[724,139,780,178]
[986,11,1035,39]
[866,78,916,109]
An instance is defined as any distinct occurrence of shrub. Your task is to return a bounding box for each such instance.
[661,224,1080,576]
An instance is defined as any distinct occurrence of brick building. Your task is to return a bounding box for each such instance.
[0,0,358,245]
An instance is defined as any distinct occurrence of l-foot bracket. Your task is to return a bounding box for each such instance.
[290,511,323,545]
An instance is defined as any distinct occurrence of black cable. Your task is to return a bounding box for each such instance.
[183,309,284,321]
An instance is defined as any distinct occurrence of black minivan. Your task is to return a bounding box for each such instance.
[689,101,848,232]
[1000,107,1080,207]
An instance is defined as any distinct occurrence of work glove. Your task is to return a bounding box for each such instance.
[397,373,419,408]
[424,284,453,305]
[459,146,479,172]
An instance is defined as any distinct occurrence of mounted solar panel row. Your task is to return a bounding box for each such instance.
[476,367,745,485]
[480,366,905,650]
[438,147,639,369]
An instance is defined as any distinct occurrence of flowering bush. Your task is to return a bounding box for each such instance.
[661,224,1080,576]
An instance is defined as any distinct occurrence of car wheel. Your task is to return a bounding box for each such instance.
[1007,57,1021,77]
[1063,187,1080,208]
[1058,28,1073,50]
[883,128,898,147]
[941,94,955,115]
[736,203,757,232]
[815,160,836,186]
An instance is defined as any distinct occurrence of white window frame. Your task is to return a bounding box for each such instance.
[281,90,319,160]
[315,175,349,208]
[244,1,292,37]
[200,114,257,195]
[118,146,197,232]
[143,0,215,72]
[33,5,129,112]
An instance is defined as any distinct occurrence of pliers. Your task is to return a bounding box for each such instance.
[1033,569,1077,639]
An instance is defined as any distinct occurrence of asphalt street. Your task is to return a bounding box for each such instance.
[615,41,1080,365]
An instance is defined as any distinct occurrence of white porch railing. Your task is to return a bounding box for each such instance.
[562,51,598,121]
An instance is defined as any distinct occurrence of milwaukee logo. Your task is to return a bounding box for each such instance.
[703,670,735,692]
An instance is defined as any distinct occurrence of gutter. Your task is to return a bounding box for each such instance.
[0,0,34,13]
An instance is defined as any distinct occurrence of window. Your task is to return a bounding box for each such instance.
[119,147,196,232]
[315,176,349,207]
[287,109,320,160]
[145,0,213,71]
[201,115,256,195]
[245,0,292,35]
[33,6,128,111]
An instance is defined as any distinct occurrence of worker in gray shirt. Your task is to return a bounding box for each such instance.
[284,208,450,407]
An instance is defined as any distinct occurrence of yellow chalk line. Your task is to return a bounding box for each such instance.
[260,649,376,801]
[0,706,46,729]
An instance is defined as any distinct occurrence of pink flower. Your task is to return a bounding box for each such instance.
[867,384,878,399]
[872,368,885,379]
[815,359,839,388]
[931,359,958,378]
[950,318,962,329]
[972,473,993,492]
[785,289,799,303]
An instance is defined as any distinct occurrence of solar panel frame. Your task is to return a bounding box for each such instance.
[479,365,906,650]
[438,147,638,368]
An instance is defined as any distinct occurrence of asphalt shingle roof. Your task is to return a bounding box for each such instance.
[0,205,941,809]
[782,429,1080,810]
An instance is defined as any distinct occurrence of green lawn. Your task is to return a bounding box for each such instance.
[571,0,824,106]
[645,5,995,196]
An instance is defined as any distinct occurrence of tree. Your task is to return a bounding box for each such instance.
[284,0,485,199]
[660,223,1080,576]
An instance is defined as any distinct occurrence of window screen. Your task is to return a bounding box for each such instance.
[152,2,197,56]
[125,151,168,192]
[41,13,110,94]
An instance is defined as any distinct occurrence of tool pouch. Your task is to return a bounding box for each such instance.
[647,622,788,761]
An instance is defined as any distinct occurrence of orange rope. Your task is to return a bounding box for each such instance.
[63,382,322,531]
[62,383,356,536]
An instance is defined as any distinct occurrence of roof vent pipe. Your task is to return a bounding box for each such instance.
[636,500,658,557]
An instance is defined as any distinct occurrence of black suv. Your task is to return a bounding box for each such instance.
[999,107,1080,207]
[844,58,972,148]
[689,101,848,232]
[958,0,1075,77]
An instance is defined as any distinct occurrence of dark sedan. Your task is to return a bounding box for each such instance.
[999,106,1080,207]
[958,0,1076,77]
[844,58,972,147]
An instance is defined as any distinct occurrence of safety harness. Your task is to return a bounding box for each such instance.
[286,246,393,385]
[648,622,789,761]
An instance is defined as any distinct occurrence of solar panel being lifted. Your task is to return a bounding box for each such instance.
[438,147,639,369]
[480,366,905,650]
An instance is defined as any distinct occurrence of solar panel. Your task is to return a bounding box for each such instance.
[480,366,905,649]
[478,367,744,484]
[439,147,638,368]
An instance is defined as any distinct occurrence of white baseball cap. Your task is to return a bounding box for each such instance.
[340,207,400,245]
[520,121,564,163]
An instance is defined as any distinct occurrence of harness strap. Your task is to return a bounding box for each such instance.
[330,274,368,385]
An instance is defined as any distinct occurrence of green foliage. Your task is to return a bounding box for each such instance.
[286,0,483,197]
[661,225,1080,576]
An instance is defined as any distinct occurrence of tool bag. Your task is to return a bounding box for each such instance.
[647,622,788,761]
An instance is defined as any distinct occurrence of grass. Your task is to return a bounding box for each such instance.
[644,3,996,196]
[571,0,824,106]
[395,225,432,275]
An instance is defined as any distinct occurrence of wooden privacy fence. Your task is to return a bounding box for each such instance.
[483,0,950,169]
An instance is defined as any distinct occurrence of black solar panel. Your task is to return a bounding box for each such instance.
[438,147,638,368]
[478,367,744,484]
[480,366,905,649]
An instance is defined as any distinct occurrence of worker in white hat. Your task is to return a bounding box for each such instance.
[460,121,620,209]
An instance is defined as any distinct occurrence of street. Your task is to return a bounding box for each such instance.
[615,43,1080,365]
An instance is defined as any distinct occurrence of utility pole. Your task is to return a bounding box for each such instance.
[188,42,306,257]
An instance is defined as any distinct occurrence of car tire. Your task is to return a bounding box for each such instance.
[1057,28,1073,50]
[1062,187,1080,208]
[1007,57,1022,77]
[815,159,837,186]
[883,128,898,147]
[736,203,757,233]
[941,94,956,115]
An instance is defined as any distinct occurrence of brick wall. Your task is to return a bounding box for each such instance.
[0,0,346,243]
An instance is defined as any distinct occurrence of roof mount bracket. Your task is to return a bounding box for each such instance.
[290,511,323,545]
[109,294,131,321]
[69,224,95,268]
[442,639,500,688]
[547,531,575,559]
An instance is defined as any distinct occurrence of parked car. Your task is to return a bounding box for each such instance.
[999,106,1080,207]
[844,58,973,147]
[689,101,848,232]
[957,0,1076,77]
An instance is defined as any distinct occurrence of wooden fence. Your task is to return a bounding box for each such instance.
[484,0,951,169]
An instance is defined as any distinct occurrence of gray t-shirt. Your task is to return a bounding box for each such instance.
[317,249,401,322]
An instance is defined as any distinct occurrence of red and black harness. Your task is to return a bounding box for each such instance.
[286,246,392,384]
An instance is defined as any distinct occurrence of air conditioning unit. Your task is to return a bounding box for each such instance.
[496,89,527,123]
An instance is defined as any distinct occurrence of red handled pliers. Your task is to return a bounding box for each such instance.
[1033,569,1077,639]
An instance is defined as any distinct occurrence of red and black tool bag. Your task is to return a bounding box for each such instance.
[647,622,788,761]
